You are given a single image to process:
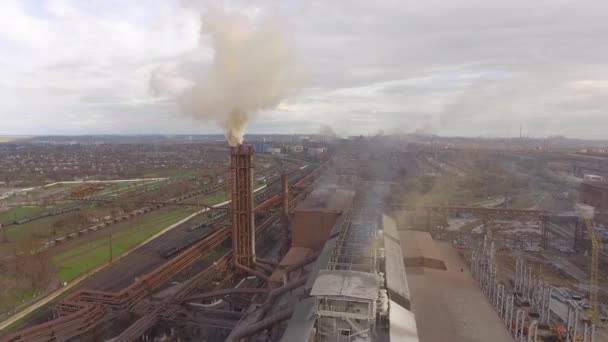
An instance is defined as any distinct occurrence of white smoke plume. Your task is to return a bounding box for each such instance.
[153,7,300,146]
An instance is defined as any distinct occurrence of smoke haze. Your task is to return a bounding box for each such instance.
[154,7,300,146]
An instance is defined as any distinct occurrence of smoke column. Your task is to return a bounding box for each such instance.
[175,8,299,146]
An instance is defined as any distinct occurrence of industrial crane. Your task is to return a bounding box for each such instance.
[583,216,606,328]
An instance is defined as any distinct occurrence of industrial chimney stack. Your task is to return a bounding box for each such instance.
[230,145,256,269]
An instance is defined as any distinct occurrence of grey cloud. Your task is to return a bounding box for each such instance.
[2,0,608,137]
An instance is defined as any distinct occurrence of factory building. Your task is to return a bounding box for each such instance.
[580,180,608,224]
[275,182,419,342]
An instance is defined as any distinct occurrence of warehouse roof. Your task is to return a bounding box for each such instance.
[310,270,379,300]
[389,299,419,342]
[383,222,410,308]
[296,188,354,212]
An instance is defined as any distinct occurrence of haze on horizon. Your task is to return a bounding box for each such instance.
[1,0,608,139]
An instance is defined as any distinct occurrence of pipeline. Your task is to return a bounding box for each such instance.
[255,257,278,267]
[184,287,269,302]
[257,276,308,320]
[183,306,245,317]
[227,307,294,342]
[266,276,307,304]
[235,263,271,282]
[283,251,320,275]
[253,260,275,274]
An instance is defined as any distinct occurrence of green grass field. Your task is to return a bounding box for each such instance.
[0,283,39,314]
[200,190,230,205]
[0,206,47,224]
[53,206,198,283]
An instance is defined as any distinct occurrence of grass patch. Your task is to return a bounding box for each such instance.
[0,284,40,314]
[200,190,230,205]
[0,206,47,224]
[511,193,541,209]
[53,206,197,283]
[0,282,84,336]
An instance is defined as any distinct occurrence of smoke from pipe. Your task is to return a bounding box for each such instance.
[153,8,300,146]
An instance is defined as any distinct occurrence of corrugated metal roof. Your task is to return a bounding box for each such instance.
[296,188,354,212]
[383,215,400,241]
[399,230,442,261]
[310,270,379,300]
[304,236,337,292]
[384,233,410,308]
[388,299,419,342]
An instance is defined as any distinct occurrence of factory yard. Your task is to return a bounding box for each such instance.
[1,135,608,342]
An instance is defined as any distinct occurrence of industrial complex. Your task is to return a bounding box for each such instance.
[0,135,607,342]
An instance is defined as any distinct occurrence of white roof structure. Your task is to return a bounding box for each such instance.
[388,299,419,341]
[310,270,379,301]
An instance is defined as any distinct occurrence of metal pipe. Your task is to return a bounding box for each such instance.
[471,253,476,279]
[528,320,538,342]
[235,263,270,282]
[227,307,294,342]
[526,266,533,301]
[515,258,520,293]
[496,284,505,316]
[256,275,308,322]
[184,287,269,302]
[515,309,525,339]
[265,276,307,307]
[545,287,553,325]
[573,305,579,342]
[283,251,321,274]
[281,173,289,219]
[566,301,579,342]
[184,306,245,317]
[505,295,514,331]
[253,260,274,274]
[491,268,497,301]
[255,257,278,267]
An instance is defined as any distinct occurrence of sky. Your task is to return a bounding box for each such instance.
[1,0,608,139]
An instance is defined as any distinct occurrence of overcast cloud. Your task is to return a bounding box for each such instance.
[1,0,607,138]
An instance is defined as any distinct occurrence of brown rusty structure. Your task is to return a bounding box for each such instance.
[231,145,256,270]
[2,154,327,342]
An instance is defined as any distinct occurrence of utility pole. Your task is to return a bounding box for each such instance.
[1,224,8,243]
[109,229,113,262]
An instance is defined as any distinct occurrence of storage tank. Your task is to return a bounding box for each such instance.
[254,143,265,153]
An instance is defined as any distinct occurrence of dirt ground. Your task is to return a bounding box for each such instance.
[406,241,513,342]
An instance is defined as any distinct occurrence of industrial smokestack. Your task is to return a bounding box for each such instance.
[231,145,256,269]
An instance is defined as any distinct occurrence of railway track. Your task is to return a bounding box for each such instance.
[1,162,325,342]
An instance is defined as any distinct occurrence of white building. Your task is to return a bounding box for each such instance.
[290,145,304,153]
[308,147,327,156]
[265,147,282,155]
